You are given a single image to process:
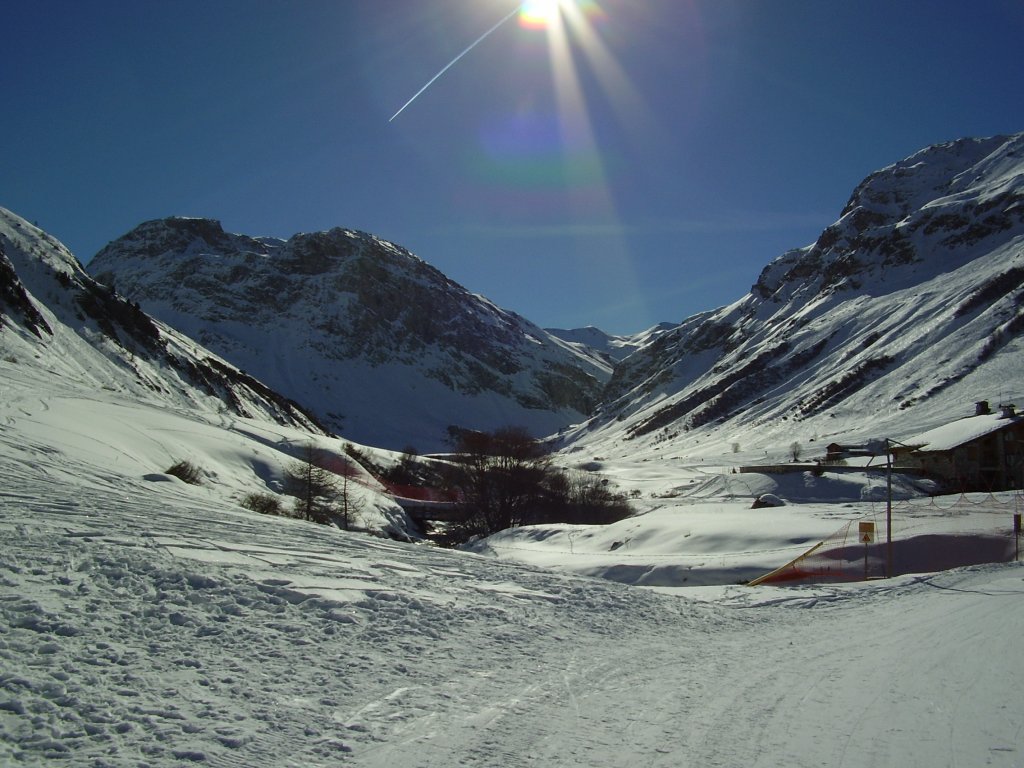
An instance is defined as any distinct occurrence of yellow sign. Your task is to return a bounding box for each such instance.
[859,521,876,544]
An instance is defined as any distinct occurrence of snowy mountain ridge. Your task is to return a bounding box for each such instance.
[89,220,609,452]
[0,209,325,433]
[83,132,1024,460]
[545,322,677,364]
[562,132,1024,458]
[0,207,418,539]
[7,130,1024,464]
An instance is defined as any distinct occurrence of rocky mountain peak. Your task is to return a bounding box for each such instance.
[839,135,1012,220]
[101,217,266,262]
[0,208,327,433]
[752,133,1024,305]
[88,220,608,451]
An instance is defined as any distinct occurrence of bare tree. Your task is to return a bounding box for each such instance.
[450,426,550,536]
[789,441,803,462]
[335,460,365,531]
[539,468,633,526]
[444,427,634,540]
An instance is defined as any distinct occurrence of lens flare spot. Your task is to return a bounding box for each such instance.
[574,1,607,23]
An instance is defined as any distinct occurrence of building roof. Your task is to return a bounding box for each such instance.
[898,412,1022,453]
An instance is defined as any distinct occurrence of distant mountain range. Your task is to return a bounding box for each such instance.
[88,222,613,451]
[3,132,1022,459]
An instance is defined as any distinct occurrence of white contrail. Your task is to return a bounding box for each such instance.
[389,4,524,122]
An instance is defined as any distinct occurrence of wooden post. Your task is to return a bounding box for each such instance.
[859,521,876,580]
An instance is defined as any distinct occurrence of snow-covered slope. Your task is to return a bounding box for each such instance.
[3,201,1024,767]
[0,207,414,539]
[3,399,1023,766]
[88,221,609,452]
[564,133,1024,459]
[0,209,328,433]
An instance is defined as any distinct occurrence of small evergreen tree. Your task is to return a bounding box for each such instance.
[284,444,339,525]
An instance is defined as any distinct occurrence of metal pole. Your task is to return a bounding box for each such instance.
[886,439,893,578]
[1015,510,1021,563]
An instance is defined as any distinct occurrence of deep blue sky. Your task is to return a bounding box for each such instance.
[3,1,1023,334]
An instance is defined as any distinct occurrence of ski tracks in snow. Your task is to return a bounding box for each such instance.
[677,573,1024,768]
[3,451,1024,766]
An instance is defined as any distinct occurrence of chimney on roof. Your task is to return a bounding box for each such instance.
[1000,403,1017,419]
[975,400,991,416]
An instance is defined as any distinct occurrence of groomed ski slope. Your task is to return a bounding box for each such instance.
[2,429,1023,765]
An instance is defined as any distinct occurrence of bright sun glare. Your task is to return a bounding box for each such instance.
[519,0,562,29]
[389,0,654,327]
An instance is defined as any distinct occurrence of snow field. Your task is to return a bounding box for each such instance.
[4,448,1024,766]
[475,457,1019,589]
[0,467,722,766]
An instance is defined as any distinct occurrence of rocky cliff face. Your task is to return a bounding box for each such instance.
[89,222,608,451]
[564,133,1024,455]
[753,135,1023,304]
[0,208,326,433]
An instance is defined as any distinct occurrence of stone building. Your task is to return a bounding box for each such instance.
[891,401,1024,492]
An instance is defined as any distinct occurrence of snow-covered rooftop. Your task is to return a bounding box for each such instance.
[900,409,1022,452]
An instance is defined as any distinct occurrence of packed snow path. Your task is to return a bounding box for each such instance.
[2,460,1023,766]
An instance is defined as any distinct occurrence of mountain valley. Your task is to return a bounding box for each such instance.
[73,133,1024,460]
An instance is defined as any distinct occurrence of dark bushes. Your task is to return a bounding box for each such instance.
[166,460,202,485]
[441,427,633,544]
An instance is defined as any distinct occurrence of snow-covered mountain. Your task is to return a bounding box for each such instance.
[545,322,676,365]
[0,206,417,539]
[89,222,609,452]
[0,208,324,434]
[45,130,1024,463]
[562,133,1024,458]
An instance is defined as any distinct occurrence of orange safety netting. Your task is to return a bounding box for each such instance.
[751,492,1023,586]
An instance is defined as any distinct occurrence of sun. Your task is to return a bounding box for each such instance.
[519,0,563,30]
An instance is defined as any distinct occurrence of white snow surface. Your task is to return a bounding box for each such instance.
[3,353,1024,766]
